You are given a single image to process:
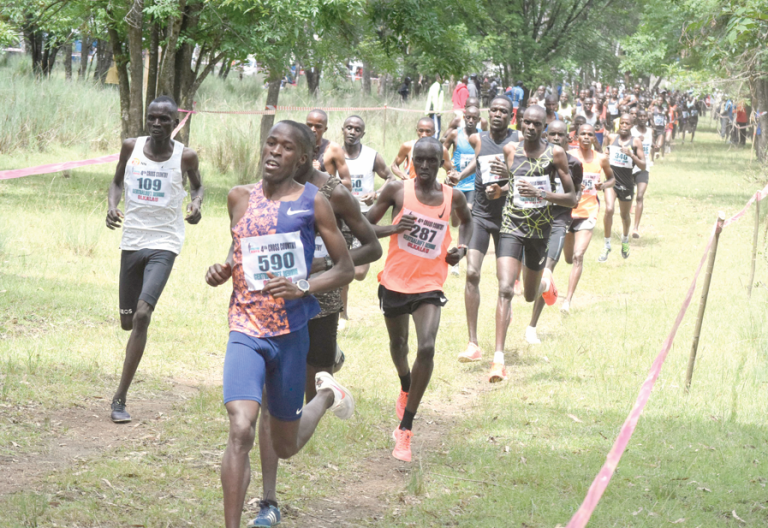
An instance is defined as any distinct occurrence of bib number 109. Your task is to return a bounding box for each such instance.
[257,252,295,272]
[136,177,162,192]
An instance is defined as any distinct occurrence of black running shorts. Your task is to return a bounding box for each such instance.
[468,215,501,255]
[497,233,548,272]
[634,170,649,185]
[547,213,572,262]
[378,285,447,318]
[306,312,339,369]
[119,249,176,316]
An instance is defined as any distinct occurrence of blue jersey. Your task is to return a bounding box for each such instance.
[453,127,479,192]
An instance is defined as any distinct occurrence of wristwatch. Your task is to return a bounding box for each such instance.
[296,279,310,297]
[539,189,547,199]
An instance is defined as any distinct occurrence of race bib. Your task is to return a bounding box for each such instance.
[127,166,171,207]
[642,142,651,159]
[653,114,665,127]
[582,172,600,196]
[608,103,618,115]
[397,210,448,260]
[478,154,505,185]
[313,235,328,259]
[691,109,698,116]
[609,145,633,169]
[512,175,550,209]
[459,153,474,172]
[240,231,307,291]
[350,174,373,198]
[682,111,689,119]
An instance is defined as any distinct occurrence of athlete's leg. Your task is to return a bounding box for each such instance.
[619,199,632,238]
[603,188,616,240]
[113,299,153,403]
[632,181,648,235]
[528,257,557,328]
[495,256,523,351]
[691,121,697,142]
[464,249,485,345]
[405,303,441,417]
[565,229,593,304]
[563,231,575,265]
[223,400,261,528]
[257,398,278,506]
[385,313,411,380]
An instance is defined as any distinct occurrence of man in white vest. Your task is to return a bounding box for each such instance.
[105,95,204,423]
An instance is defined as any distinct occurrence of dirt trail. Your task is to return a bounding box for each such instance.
[281,374,491,527]
[0,381,198,496]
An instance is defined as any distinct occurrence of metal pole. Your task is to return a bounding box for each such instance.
[748,199,760,298]
[686,211,726,392]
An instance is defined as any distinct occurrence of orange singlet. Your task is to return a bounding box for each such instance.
[570,148,604,220]
[379,179,453,293]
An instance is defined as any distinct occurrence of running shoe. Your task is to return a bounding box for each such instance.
[513,279,523,297]
[332,346,345,373]
[597,246,611,262]
[631,230,640,239]
[560,300,570,315]
[110,398,131,423]
[488,362,508,383]
[541,268,558,306]
[248,501,281,527]
[457,342,482,363]
[392,427,413,462]
[525,326,541,345]
[396,390,408,421]
[315,372,355,420]
[621,242,630,259]
[450,264,460,276]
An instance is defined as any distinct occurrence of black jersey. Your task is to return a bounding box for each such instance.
[472,129,520,225]
[550,151,583,219]
[608,135,637,192]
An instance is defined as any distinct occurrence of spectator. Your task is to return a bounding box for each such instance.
[468,74,479,99]
[425,73,445,138]
[452,75,469,116]
[398,76,411,102]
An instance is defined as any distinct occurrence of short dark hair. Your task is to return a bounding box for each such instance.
[308,109,328,123]
[490,96,512,109]
[275,120,314,157]
[417,116,435,129]
[344,115,365,129]
[149,95,178,116]
[413,136,443,158]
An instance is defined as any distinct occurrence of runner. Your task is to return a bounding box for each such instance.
[452,96,520,364]
[524,120,583,344]
[544,93,560,129]
[442,96,489,140]
[487,106,576,380]
[560,93,574,126]
[607,87,620,130]
[562,124,614,313]
[338,115,394,323]
[392,117,453,180]
[630,108,653,238]
[598,114,646,262]
[251,122,382,527]
[305,109,351,187]
[650,100,667,160]
[367,136,473,462]
[443,105,482,207]
[682,95,700,143]
[206,121,355,528]
[105,95,204,423]
[577,97,600,128]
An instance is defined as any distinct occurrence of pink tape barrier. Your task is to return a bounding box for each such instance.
[566,185,768,528]
[0,111,191,181]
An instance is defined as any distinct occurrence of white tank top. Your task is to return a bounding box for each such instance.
[630,126,653,173]
[121,137,187,254]
[345,145,377,212]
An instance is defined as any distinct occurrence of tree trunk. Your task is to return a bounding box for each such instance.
[79,34,90,80]
[94,40,113,84]
[146,21,160,119]
[43,43,60,77]
[107,25,132,140]
[64,42,72,80]
[756,76,768,163]
[157,0,187,97]
[362,60,371,95]
[177,49,225,145]
[258,72,282,170]
[306,62,322,97]
[126,0,145,137]
[218,56,228,78]
[222,60,232,79]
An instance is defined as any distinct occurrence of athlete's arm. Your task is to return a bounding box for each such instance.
[440,116,460,141]
[595,154,615,190]
[365,180,416,238]
[373,152,395,183]
[445,189,473,266]
[486,141,516,200]
[205,185,251,286]
[390,143,411,180]
[328,144,352,190]
[264,192,354,299]
[329,186,382,269]
[628,137,646,170]
[453,133,481,184]
[442,128,458,151]
[480,117,488,131]
[516,146,576,207]
[442,146,456,179]
[182,147,204,224]
[106,138,136,229]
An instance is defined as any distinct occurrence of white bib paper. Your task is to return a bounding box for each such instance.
[582,172,600,196]
[608,103,618,115]
[512,175,550,209]
[478,154,505,185]
[241,231,306,291]
[459,153,475,171]
[127,166,172,207]
[653,114,665,127]
[397,209,448,260]
[351,174,373,197]
[609,145,633,169]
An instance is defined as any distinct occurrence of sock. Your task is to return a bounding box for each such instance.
[400,409,415,431]
[538,276,550,296]
[263,498,278,508]
[604,237,611,248]
[494,351,505,365]
[399,372,411,393]
[621,235,629,243]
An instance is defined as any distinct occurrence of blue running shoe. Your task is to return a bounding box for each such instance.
[248,500,281,527]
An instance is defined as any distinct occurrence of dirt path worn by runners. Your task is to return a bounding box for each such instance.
[0,381,198,496]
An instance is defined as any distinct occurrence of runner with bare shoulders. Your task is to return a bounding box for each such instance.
[367,136,472,462]
[105,95,203,423]
[442,96,489,140]
[306,109,351,188]
[391,117,454,180]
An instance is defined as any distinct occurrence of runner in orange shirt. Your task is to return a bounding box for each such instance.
[368,136,472,462]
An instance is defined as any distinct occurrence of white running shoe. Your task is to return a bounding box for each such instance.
[450,264,460,276]
[525,326,541,345]
[315,372,355,420]
[337,317,348,332]
[560,300,570,315]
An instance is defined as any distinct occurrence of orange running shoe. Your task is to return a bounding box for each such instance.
[458,342,482,363]
[513,279,523,297]
[396,390,408,421]
[392,427,413,462]
[488,362,508,383]
[541,268,558,306]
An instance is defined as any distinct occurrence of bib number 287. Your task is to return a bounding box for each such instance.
[409,224,438,243]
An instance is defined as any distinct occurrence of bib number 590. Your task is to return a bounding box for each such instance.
[257,252,295,272]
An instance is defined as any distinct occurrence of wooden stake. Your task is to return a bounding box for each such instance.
[748,199,760,298]
[686,211,726,392]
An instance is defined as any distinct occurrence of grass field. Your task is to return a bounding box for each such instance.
[2,64,768,527]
